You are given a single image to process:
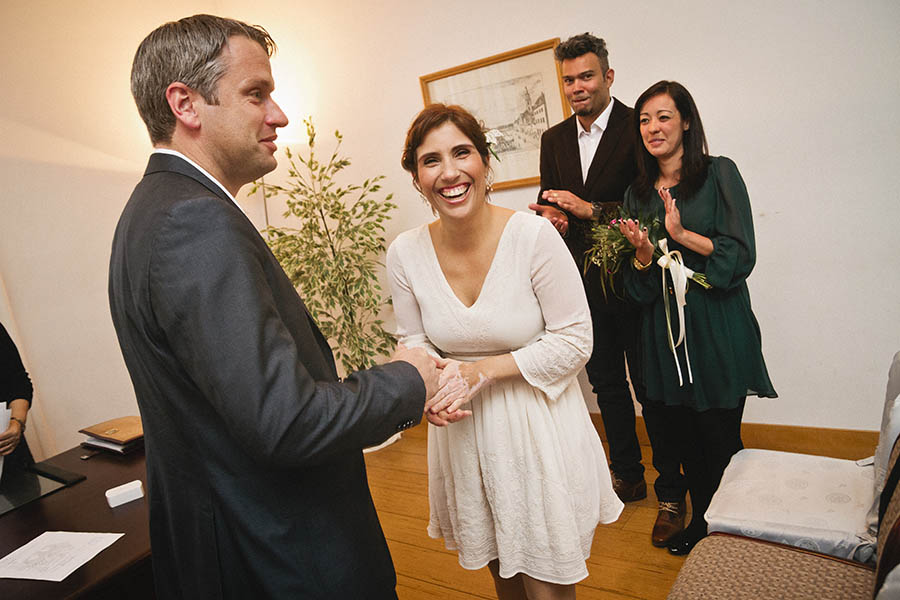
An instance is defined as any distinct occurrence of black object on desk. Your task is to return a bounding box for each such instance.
[28,460,87,486]
[0,470,64,517]
[0,459,85,517]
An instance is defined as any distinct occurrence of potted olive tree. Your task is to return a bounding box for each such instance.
[252,119,397,377]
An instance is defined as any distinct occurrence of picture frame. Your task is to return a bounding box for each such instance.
[420,39,571,191]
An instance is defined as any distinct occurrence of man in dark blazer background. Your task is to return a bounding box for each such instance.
[529,33,687,548]
[109,15,440,599]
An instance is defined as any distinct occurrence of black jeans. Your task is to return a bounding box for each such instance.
[585,290,643,483]
[659,399,746,532]
[585,277,684,501]
[641,399,688,503]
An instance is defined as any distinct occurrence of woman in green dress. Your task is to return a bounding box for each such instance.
[618,81,776,555]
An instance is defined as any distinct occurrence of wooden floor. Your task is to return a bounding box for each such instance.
[365,423,686,600]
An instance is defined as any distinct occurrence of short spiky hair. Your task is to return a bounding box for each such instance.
[554,33,609,72]
[131,14,275,145]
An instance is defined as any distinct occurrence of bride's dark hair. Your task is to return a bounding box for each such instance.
[401,104,490,175]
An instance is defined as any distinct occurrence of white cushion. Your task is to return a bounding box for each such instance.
[706,448,876,561]
[868,351,900,535]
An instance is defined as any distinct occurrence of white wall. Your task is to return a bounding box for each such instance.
[1,1,898,453]
[0,1,212,456]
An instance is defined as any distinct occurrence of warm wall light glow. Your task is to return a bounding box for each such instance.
[270,59,318,146]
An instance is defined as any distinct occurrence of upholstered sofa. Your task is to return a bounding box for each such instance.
[705,351,900,562]
[669,352,900,599]
[668,430,900,599]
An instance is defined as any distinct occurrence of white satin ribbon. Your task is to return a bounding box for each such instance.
[656,238,695,386]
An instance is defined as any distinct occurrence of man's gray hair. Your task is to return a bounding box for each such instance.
[131,14,275,144]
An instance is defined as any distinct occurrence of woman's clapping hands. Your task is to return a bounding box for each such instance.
[618,187,687,264]
[618,214,655,266]
[658,187,685,243]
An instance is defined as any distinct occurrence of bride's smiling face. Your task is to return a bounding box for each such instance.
[415,122,488,220]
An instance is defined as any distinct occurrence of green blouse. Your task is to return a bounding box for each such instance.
[623,156,777,410]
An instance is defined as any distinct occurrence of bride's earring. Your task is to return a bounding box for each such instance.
[485,171,494,194]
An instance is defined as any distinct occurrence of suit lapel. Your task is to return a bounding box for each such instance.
[584,99,630,192]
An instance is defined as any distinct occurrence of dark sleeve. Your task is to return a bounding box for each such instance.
[536,128,557,208]
[0,322,33,407]
[703,157,757,290]
[536,128,592,252]
[150,197,424,468]
[622,185,663,305]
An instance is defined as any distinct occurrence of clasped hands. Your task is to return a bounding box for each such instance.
[391,345,489,427]
[423,359,490,426]
[528,189,592,236]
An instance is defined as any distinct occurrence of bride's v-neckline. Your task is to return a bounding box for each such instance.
[425,212,517,310]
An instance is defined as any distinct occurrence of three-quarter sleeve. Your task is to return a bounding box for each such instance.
[704,157,757,290]
[1,323,33,407]
[512,220,593,401]
[386,240,441,358]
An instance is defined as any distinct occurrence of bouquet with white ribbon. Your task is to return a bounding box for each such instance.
[655,237,707,386]
[586,210,710,298]
[587,212,711,386]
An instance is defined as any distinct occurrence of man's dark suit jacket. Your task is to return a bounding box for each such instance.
[537,98,638,279]
[109,153,424,599]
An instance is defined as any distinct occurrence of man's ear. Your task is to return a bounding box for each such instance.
[165,82,201,131]
[604,67,615,88]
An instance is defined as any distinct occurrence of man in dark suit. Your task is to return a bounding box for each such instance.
[109,15,441,599]
[529,33,686,547]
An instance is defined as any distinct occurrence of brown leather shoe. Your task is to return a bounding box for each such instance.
[611,474,647,502]
[652,501,686,547]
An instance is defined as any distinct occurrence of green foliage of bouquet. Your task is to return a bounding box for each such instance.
[252,119,397,375]
[585,208,710,300]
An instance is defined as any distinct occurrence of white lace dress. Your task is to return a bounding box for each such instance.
[386,211,623,584]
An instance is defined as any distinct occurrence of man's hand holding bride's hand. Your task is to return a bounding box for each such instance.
[390,343,441,400]
[424,359,490,426]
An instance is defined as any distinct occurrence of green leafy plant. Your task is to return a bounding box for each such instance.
[251,118,397,375]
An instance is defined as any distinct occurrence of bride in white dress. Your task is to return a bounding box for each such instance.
[388,104,623,599]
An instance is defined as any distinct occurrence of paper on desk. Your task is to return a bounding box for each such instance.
[0,531,123,582]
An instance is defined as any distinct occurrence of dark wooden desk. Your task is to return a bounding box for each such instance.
[0,448,153,599]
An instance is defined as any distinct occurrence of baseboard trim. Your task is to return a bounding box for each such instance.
[590,413,878,461]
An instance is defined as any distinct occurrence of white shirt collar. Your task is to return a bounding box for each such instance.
[576,97,615,136]
[152,148,246,215]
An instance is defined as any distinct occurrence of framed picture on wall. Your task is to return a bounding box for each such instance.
[420,39,570,191]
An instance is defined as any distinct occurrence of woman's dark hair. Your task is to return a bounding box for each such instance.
[632,80,709,200]
[401,104,490,176]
